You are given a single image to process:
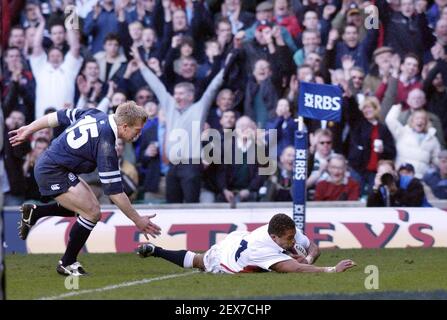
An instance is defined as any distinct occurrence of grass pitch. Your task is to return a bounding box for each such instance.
[5,248,447,300]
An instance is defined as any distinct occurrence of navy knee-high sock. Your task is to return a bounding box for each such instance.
[30,202,76,225]
[61,216,96,266]
[153,247,188,267]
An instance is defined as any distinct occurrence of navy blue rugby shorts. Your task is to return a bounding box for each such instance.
[34,153,80,197]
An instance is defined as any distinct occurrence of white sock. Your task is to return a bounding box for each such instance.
[183,251,195,268]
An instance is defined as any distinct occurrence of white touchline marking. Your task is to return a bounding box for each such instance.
[37,271,200,300]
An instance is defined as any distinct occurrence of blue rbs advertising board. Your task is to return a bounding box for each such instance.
[298,81,343,122]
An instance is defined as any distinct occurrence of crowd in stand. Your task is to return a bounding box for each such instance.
[2,0,447,206]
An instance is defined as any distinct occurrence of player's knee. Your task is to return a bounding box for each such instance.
[85,201,101,222]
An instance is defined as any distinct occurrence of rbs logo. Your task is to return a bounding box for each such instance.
[304,93,341,111]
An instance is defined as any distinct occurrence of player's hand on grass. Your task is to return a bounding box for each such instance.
[135,214,162,240]
[9,125,32,147]
[335,259,356,272]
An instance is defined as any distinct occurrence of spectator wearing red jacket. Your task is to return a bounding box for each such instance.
[315,154,360,201]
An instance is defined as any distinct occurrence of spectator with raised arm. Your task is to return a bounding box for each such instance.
[243,1,298,54]
[385,104,441,179]
[214,0,255,35]
[29,7,83,119]
[134,46,227,203]
[348,97,396,196]
[376,0,435,59]
[324,24,378,73]
[83,0,120,54]
[376,53,423,109]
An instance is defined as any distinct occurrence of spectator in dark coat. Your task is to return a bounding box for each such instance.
[207,88,236,131]
[423,149,447,199]
[216,116,266,203]
[201,109,238,203]
[241,21,294,83]
[423,59,447,143]
[3,110,31,205]
[265,99,297,159]
[214,0,256,35]
[368,160,427,207]
[83,0,120,54]
[2,46,35,123]
[137,101,161,197]
[348,97,396,196]
[376,0,435,59]
[324,24,378,73]
[244,58,280,128]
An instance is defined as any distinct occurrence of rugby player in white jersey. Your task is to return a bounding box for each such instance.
[138,213,356,273]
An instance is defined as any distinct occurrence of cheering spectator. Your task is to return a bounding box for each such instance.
[83,0,120,54]
[376,0,435,59]
[29,7,83,119]
[348,97,396,196]
[265,98,297,158]
[135,46,227,203]
[424,149,447,199]
[207,88,236,131]
[314,154,360,201]
[215,0,255,35]
[386,104,441,178]
[364,46,393,95]
[2,46,35,123]
[93,33,127,83]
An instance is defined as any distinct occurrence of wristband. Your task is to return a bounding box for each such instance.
[324,266,336,273]
[305,256,313,264]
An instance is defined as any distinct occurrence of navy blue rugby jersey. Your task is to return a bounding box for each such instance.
[45,108,123,195]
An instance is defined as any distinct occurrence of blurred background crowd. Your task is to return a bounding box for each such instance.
[2,0,447,207]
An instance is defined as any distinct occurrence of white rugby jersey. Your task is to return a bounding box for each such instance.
[212,225,310,273]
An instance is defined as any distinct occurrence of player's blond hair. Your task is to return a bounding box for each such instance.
[115,101,148,127]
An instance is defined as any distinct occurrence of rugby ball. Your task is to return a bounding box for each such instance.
[289,244,307,257]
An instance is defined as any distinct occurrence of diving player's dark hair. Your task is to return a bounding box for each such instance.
[268,214,296,237]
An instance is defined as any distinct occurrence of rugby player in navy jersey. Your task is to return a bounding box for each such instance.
[9,101,161,276]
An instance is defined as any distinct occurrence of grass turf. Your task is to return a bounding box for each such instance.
[5,248,447,300]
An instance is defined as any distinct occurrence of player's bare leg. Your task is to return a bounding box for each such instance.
[18,179,97,241]
[54,178,101,276]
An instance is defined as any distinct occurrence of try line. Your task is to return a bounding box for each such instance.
[37,271,200,300]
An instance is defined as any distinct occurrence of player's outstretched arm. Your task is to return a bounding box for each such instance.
[271,259,356,273]
[109,192,162,239]
[9,112,58,147]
